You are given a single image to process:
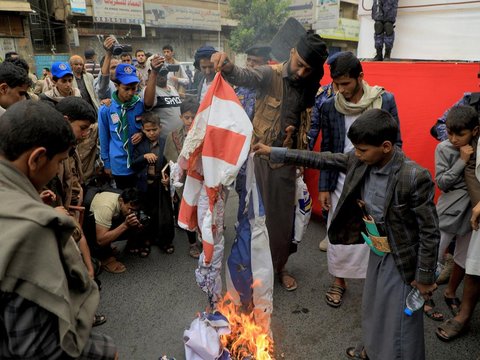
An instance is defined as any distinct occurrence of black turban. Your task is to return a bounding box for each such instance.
[193,46,218,69]
[245,44,271,59]
[295,33,328,69]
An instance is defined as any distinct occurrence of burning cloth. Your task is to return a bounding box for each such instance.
[225,154,274,333]
[177,73,253,304]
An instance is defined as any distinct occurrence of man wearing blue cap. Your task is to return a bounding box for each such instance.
[98,63,144,190]
[39,61,81,105]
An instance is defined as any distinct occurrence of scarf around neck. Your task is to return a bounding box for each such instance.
[334,81,384,115]
[112,91,141,167]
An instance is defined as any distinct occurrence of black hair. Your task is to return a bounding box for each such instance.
[0,61,31,88]
[141,112,161,127]
[162,44,173,52]
[446,105,479,134]
[4,51,18,60]
[121,53,132,59]
[43,67,51,72]
[330,51,363,79]
[135,49,145,56]
[56,96,97,124]
[4,57,30,72]
[0,100,75,161]
[119,188,141,206]
[348,109,399,146]
[180,97,200,116]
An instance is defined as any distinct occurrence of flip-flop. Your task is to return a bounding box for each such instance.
[279,271,297,291]
[139,246,151,258]
[436,319,467,342]
[101,257,126,274]
[93,314,107,327]
[346,344,369,359]
[423,299,444,322]
[325,283,346,308]
[444,295,461,316]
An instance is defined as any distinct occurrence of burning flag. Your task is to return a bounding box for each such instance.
[225,154,274,334]
[177,72,253,304]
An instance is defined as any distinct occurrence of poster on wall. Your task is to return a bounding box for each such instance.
[313,0,340,30]
[144,3,220,31]
[93,0,144,24]
[287,0,314,25]
[0,38,16,61]
[70,0,86,14]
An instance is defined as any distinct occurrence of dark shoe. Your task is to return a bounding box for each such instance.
[423,299,445,322]
[373,48,383,61]
[444,295,461,316]
[93,313,107,327]
[436,319,468,342]
[384,47,392,60]
[325,283,346,308]
[346,344,369,359]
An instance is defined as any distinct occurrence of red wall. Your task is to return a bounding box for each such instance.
[305,61,480,218]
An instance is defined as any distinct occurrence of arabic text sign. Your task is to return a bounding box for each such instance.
[93,0,144,24]
[287,0,314,25]
[314,0,340,30]
[144,3,221,31]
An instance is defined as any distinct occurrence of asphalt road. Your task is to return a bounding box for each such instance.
[97,191,479,360]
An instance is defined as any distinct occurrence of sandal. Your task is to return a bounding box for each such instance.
[423,299,444,322]
[279,271,297,291]
[162,244,175,255]
[101,257,126,274]
[444,295,461,316]
[189,244,201,259]
[346,344,369,359]
[436,319,467,342]
[139,246,151,258]
[325,283,346,308]
[93,313,107,327]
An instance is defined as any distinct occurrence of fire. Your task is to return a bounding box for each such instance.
[217,292,274,360]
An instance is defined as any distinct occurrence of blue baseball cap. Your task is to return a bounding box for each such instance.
[51,61,73,78]
[115,64,139,85]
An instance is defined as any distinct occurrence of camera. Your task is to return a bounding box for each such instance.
[112,43,133,56]
[109,35,132,56]
[155,62,180,76]
[135,210,151,226]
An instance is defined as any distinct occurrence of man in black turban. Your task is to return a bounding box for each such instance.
[193,45,218,102]
[211,33,328,292]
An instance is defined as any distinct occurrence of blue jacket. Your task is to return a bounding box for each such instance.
[131,136,166,192]
[98,97,144,176]
[319,91,402,192]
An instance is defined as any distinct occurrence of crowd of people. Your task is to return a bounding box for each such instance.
[0,31,479,360]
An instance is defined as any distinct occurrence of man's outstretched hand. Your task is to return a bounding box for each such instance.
[252,143,272,156]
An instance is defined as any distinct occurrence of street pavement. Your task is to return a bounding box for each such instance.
[98,191,479,360]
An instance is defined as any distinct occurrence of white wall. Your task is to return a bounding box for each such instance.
[357,0,480,61]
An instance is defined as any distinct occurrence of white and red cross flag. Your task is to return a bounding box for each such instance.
[178,73,253,265]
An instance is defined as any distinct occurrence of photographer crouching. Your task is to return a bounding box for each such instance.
[85,188,150,273]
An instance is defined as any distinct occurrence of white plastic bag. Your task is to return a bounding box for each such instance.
[293,176,312,244]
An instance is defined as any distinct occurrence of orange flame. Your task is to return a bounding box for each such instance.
[217,292,274,360]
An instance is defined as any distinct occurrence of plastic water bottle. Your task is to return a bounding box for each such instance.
[404,264,442,316]
[404,287,425,316]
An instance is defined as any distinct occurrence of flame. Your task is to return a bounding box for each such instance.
[217,292,274,360]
